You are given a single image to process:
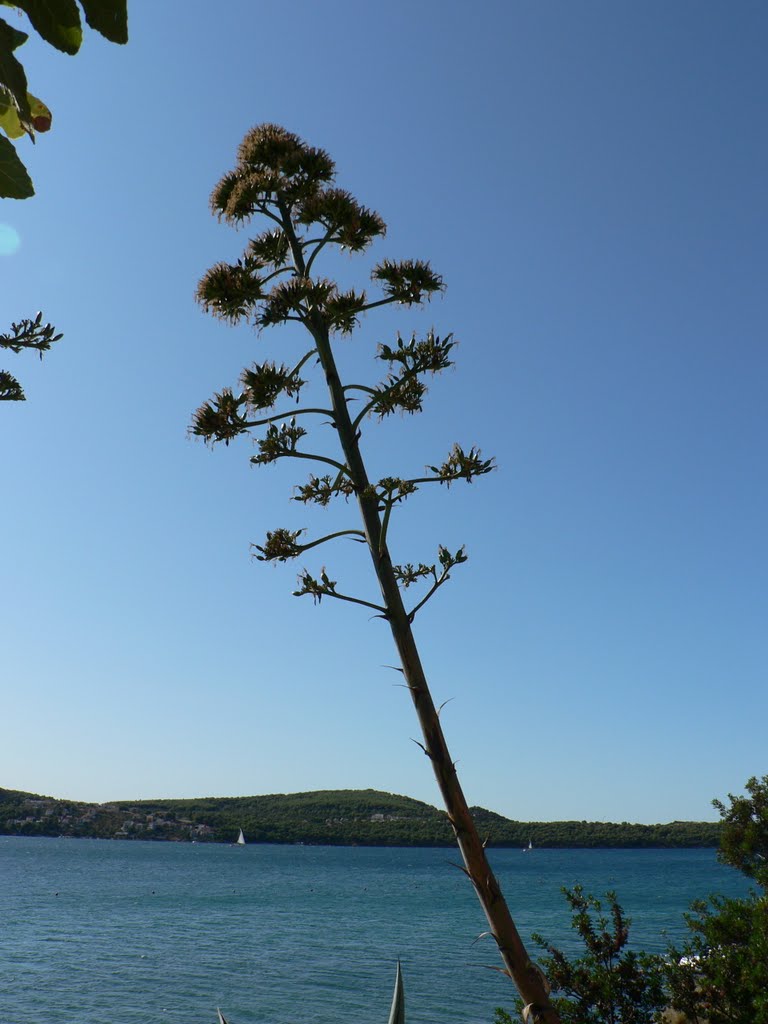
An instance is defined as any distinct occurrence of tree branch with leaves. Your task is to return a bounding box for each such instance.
[193,124,560,1023]
[0,0,128,199]
[1,0,128,401]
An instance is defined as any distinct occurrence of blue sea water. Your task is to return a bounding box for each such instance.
[0,838,751,1024]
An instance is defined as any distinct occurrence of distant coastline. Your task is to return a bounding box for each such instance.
[0,786,721,849]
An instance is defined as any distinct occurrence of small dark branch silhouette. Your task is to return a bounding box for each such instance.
[1,313,63,402]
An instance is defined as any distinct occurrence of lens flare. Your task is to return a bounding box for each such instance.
[0,224,21,256]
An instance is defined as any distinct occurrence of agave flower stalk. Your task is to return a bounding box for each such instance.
[1,312,62,401]
[194,124,560,1024]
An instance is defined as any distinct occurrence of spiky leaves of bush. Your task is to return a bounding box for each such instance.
[666,892,768,1024]
[665,774,768,1023]
[495,887,667,1024]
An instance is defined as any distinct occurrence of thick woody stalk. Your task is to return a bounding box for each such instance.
[321,324,558,1023]
[279,213,560,1022]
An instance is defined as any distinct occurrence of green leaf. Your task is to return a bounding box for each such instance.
[0,90,51,138]
[79,0,127,44]
[0,89,24,138]
[0,131,33,197]
[0,17,31,118]
[0,11,29,49]
[13,0,83,55]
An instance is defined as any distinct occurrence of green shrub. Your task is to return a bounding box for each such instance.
[494,887,666,1024]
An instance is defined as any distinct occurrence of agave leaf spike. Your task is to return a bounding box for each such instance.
[386,960,405,1024]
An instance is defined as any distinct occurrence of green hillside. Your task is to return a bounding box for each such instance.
[0,786,722,848]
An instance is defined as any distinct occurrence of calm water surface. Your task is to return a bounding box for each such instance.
[0,838,750,1024]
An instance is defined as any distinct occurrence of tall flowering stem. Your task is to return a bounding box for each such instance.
[193,124,560,1024]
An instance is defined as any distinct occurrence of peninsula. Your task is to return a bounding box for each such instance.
[0,786,721,848]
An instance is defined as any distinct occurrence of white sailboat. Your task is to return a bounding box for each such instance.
[236,828,246,846]
[523,839,533,853]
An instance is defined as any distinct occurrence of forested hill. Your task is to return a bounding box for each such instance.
[0,786,722,848]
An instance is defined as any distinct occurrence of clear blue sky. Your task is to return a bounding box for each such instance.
[2,1,766,823]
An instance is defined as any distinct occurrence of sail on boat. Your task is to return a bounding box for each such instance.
[523,839,533,853]
[236,828,246,846]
